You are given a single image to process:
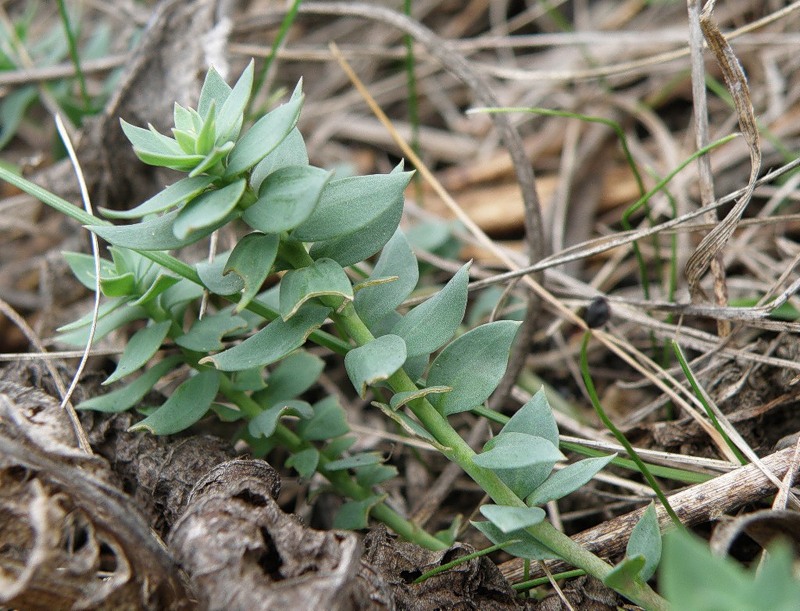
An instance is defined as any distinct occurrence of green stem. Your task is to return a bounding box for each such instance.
[333,304,668,610]
[56,0,90,112]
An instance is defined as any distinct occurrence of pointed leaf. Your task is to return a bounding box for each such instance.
[426,320,521,415]
[502,387,559,447]
[354,230,419,329]
[173,179,245,240]
[326,453,382,471]
[62,251,115,289]
[604,555,647,592]
[196,251,244,295]
[224,232,279,311]
[296,396,349,441]
[626,502,661,582]
[104,321,171,385]
[344,334,406,398]
[391,263,468,358]
[308,193,404,267]
[250,128,308,190]
[333,494,385,530]
[248,400,314,439]
[526,454,616,506]
[88,208,234,251]
[129,369,220,435]
[197,66,231,119]
[286,448,319,479]
[480,505,546,534]
[175,312,248,352]
[101,176,216,219]
[242,165,331,233]
[355,464,398,487]
[120,119,183,157]
[187,141,235,177]
[473,432,565,470]
[471,520,559,560]
[225,89,303,176]
[76,355,183,412]
[256,351,325,406]
[279,258,352,320]
[200,303,330,371]
[292,171,413,242]
[173,102,194,131]
[216,60,253,141]
[56,304,146,346]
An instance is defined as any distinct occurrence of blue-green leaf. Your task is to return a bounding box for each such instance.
[88,208,234,251]
[479,505,546,534]
[286,448,319,479]
[333,494,385,530]
[196,251,244,296]
[128,369,220,435]
[471,520,559,560]
[243,165,331,233]
[248,400,314,439]
[292,171,413,242]
[344,334,407,398]
[604,556,647,592]
[215,60,253,142]
[255,351,325,406]
[101,176,216,219]
[224,232,279,311]
[326,453,382,471]
[76,355,183,412]
[279,258,352,320]
[56,303,146,346]
[104,321,171,385]
[473,432,564,470]
[526,454,616,506]
[250,128,308,191]
[225,84,303,176]
[355,463,398,487]
[200,303,330,371]
[626,503,661,582]
[62,251,116,289]
[426,320,521,415]
[120,120,183,157]
[391,263,469,358]
[175,312,248,352]
[197,66,231,119]
[307,193,403,267]
[173,179,245,240]
[296,396,349,441]
[354,230,418,329]
[502,388,559,447]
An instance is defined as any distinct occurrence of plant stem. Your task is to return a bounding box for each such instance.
[332,304,669,610]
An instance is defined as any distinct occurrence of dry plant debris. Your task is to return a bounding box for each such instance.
[2,0,800,608]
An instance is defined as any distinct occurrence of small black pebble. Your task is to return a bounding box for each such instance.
[584,297,610,328]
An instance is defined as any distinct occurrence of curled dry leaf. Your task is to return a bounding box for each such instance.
[684,0,761,297]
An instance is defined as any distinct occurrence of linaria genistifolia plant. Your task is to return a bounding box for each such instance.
[0,61,669,610]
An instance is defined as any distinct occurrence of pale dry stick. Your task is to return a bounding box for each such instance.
[331,42,738,463]
[0,349,121,361]
[687,0,729,336]
[541,560,576,611]
[500,446,800,582]
[477,0,800,82]
[773,438,800,510]
[0,298,92,453]
[676,353,800,509]
[54,115,100,434]
[0,53,129,87]
[685,0,762,298]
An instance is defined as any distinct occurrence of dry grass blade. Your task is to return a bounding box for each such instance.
[685,1,762,298]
